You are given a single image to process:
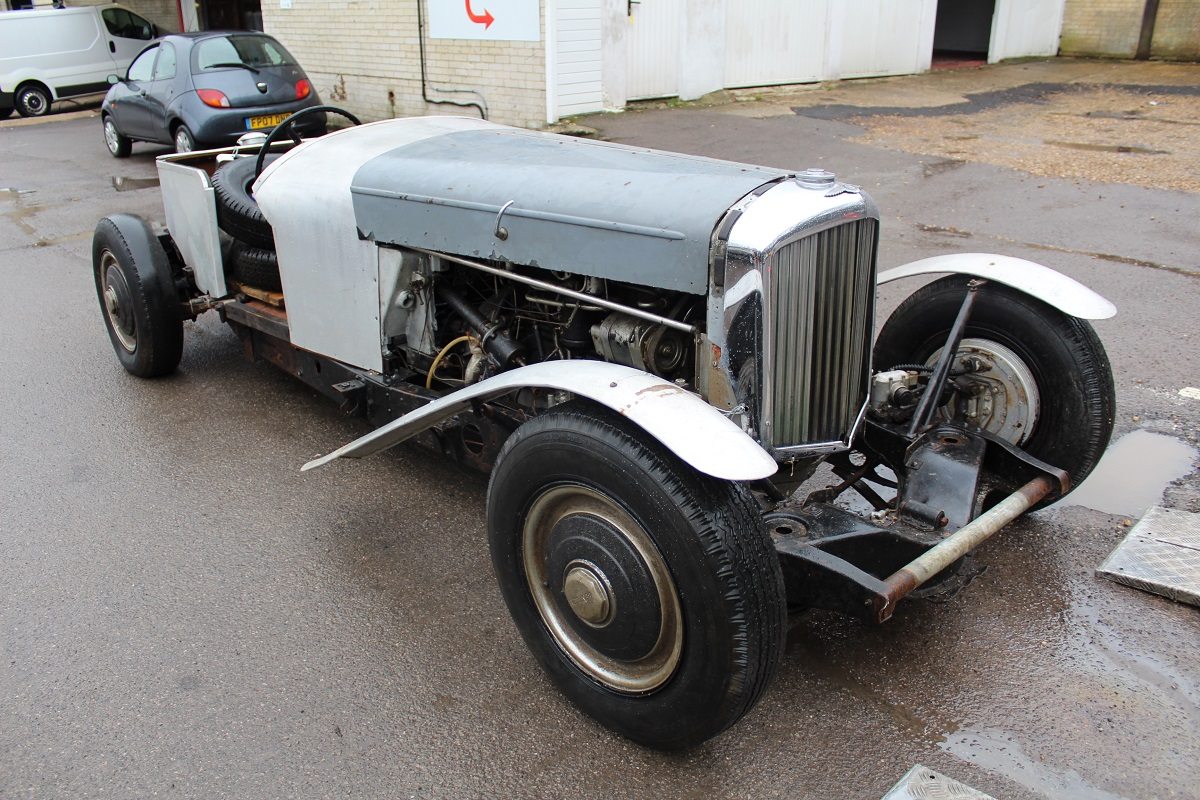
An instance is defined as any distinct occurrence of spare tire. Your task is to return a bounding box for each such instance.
[227,239,283,293]
[211,154,278,250]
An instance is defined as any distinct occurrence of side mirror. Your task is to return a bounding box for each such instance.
[107,74,120,85]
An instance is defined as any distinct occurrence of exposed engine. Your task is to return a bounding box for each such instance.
[382,249,700,395]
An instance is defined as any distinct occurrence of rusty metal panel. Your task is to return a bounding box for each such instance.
[1097,506,1200,607]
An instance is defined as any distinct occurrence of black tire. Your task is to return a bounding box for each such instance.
[0,107,13,120]
[15,84,51,118]
[92,215,184,378]
[210,154,278,249]
[226,239,282,292]
[874,275,1114,503]
[173,123,196,154]
[103,115,132,158]
[487,401,786,750]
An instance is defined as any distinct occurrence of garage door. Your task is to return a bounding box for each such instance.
[552,0,604,119]
[724,0,828,88]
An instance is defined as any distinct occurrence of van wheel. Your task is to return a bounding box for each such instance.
[0,107,13,120]
[16,84,51,118]
[103,116,132,158]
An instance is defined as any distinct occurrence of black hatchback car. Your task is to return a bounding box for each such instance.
[101,31,325,156]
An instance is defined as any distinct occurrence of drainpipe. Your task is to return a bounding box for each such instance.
[1136,0,1161,60]
[416,0,488,119]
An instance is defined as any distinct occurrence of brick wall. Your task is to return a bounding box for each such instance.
[1059,0,1144,57]
[1151,0,1200,60]
[261,0,547,129]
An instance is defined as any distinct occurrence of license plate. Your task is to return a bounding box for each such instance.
[245,113,288,130]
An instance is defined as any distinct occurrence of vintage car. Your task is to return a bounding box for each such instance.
[93,107,1115,749]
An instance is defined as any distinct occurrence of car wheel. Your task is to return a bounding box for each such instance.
[92,215,184,378]
[210,154,279,250]
[173,124,196,154]
[103,116,132,158]
[873,275,1114,507]
[226,238,282,292]
[487,401,786,750]
[15,84,51,118]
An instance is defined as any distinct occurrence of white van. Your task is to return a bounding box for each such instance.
[0,4,158,118]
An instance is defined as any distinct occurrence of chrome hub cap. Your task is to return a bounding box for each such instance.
[523,485,683,694]
[175,129,192,153]
[104,120,119,153]
[562,561,614,628]
[100,250,137,352]
[927,337,1040,446]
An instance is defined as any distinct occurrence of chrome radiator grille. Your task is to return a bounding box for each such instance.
[766,219,878,448]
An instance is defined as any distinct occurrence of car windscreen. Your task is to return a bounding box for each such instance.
[191,35,297,73]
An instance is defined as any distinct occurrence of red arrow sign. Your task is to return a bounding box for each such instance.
[464,0,494,29]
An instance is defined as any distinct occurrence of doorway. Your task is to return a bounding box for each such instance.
[933,0,994,66]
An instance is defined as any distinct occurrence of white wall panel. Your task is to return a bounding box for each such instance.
[625,0,683,100]
[989,0,1066,62]
[550,0,605,119]
[825,0,936,80]
[723,0,828,88]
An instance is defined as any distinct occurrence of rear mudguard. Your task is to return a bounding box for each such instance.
[878,253,1116,319]
[302,361,779,482]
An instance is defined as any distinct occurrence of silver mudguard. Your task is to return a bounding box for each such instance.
[878,253,1116,320]
[302,361,779,482]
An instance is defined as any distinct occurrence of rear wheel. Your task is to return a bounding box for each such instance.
[92,216,184,377]
[15,84,50,118]
[874,275,1115,503]
[103,116,132,158]
[487,401,786,749]
[173,124,196,154]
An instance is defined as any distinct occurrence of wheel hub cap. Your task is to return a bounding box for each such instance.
[562,561,613,628]
[523,485,683,694]
[100,250,137,353]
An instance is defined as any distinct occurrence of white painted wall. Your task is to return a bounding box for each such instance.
[989,0,1066,62]
[723,0,828,88]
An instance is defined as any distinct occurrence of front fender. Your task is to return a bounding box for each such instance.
[878,253,1116,320]
[302,361,778,482]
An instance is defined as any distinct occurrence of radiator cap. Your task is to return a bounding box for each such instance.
[795,168,836,189]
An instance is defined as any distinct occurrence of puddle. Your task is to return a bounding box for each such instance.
[941,727,1132,800]
[0,187,35,202]
[110,176,160,192]
[1045,139,1169,155]
[1060,430,1196,518]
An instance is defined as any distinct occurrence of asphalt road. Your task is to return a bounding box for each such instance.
[2,64,1198,800]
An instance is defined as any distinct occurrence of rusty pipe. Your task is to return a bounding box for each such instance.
[874,475,1055,622]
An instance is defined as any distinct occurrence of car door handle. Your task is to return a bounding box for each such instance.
[109,41,116,53]
[138,90,147,97]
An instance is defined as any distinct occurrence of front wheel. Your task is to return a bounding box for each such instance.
[487,401,786,749]
[874,275,1115,502]
[103,116,132,158]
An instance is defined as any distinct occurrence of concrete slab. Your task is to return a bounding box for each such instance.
[1098,506,1200,606]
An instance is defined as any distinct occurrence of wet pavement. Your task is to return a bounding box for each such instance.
[2,58,1199,799]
